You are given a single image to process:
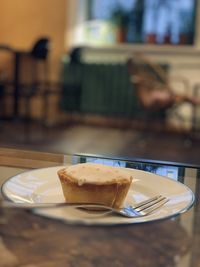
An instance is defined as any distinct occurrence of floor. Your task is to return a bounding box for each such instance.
[1,121,200,166]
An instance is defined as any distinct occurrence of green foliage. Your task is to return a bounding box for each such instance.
[110,7,129,28]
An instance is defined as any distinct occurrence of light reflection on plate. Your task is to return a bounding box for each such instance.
[1,166,195,225]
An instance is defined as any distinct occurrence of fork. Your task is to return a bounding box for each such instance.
[0,195,168,218]
[76,195,168,218]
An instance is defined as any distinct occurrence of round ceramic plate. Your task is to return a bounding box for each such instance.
[1,166,195,225]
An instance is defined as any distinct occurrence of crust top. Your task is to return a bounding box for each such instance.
[59,163,133,185]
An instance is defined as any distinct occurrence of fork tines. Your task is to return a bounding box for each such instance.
[133,195,168,212]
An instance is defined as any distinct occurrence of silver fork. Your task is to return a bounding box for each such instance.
[77,195,168,218]
[0,195,168,218]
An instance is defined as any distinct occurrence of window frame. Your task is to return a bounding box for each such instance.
[66,0,200,53]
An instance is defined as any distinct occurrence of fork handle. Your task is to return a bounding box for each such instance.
[0,199,112,210]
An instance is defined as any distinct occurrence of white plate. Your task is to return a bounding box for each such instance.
[1,166,195,225]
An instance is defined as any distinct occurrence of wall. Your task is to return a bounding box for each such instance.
[0,0,67,81]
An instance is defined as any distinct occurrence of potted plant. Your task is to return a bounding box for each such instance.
[110,7,129,43]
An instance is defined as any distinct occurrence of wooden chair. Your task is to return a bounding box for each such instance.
[0,38,53,140]
[19,37,51,124]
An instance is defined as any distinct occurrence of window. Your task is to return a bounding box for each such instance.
[85,0,197,45]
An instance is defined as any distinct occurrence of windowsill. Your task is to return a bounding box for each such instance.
[76,43,200,68]
[82,43,200,56]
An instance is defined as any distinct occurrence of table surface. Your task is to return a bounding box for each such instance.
[0,147,199,267]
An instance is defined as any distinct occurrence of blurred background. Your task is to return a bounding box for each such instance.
[0,0,200,165]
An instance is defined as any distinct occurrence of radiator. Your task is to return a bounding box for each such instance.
[60,62,140,117]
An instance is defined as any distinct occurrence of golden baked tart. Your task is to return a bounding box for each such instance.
[57,163,133,209]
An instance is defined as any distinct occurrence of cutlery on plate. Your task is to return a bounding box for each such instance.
[0,195,168,218]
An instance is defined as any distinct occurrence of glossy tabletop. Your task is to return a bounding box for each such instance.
[0,147,199,267]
